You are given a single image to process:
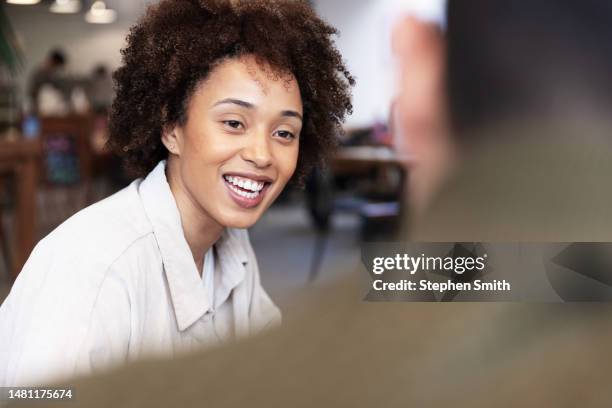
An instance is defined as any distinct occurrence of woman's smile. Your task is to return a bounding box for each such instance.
[222,173,273,209]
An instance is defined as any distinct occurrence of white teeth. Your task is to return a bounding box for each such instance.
[227,183,260,199]
[224,175,265,192]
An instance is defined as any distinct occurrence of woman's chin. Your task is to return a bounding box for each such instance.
[225,221,257,229]
[217,212,261,230]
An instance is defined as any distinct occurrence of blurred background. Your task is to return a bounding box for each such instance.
[0,0,444,309]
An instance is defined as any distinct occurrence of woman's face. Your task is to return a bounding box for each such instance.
[165,55,302,229]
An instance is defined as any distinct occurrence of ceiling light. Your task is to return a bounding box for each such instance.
[85,0,116,24]
[6,0,41,5]
[50,0,81,13]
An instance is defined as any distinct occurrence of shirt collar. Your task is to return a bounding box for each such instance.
[214,228,249,310]
[138,160,248,331]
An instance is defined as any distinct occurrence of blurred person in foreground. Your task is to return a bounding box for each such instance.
[0,0,353,387]
[14,0,612,406]
[397,0,612,241]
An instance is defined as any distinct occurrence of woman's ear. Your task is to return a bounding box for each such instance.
[161,126,182,156]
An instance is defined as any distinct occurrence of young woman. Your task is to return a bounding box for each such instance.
[0,0,353,386]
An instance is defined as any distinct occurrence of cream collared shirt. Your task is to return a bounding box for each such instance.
[0,161,281,387]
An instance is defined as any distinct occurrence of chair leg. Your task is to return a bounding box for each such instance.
[308,230,329,283]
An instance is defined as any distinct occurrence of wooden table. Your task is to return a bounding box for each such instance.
[332,145,410,195]
[332,145,409,172]
[0,139,41,279]
[305,146,410,281]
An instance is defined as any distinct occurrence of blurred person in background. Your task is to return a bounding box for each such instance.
[86,64,113,114]
[27,48,72,115]
[0,0,353,387]
[11,0,612,407]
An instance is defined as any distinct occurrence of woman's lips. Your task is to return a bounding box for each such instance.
[223,176,270,209]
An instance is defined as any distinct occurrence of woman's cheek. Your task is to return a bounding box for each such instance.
[280,143,299,175]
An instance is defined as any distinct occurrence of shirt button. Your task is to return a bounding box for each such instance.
[202,309,215,322]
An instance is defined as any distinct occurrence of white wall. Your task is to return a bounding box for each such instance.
[313,0,445,128]
[5,0,445,123]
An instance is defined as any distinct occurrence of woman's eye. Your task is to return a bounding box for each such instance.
[223,120,243,129]
[275,130,295,140]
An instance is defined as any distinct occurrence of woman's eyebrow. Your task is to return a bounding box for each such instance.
[214,98,302,121]
[282,110,303,121]
[213,98,254,109]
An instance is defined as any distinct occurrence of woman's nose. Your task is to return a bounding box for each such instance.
[241,131,273,168]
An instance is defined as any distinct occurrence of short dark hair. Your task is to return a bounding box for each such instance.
[108,0,354,182]
[49,48,66,66]
[446,0,612,138]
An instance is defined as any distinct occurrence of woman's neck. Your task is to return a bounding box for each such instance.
[166,160,224,276]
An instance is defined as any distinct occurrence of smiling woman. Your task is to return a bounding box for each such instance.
[161,55,304,271]
[0,0,354,387]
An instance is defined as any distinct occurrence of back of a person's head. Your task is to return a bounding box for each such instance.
[411,1,612,240]
[446,0,612,139]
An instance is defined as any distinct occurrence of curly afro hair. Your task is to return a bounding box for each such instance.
[108,0,354,183]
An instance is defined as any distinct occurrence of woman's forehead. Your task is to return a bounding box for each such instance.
[194,55,302,110]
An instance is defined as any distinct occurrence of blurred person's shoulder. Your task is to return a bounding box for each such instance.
[413,118,612,241]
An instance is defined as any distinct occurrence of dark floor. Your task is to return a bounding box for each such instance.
[250,202,361,311]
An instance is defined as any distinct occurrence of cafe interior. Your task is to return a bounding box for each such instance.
[0,0,442,308]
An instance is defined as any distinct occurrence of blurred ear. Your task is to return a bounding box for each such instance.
[161,125,183,156]
[392,16,453,216]
[391,16,447,156]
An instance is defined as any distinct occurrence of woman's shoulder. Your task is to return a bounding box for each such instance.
[0,182,160,387]
[35,180,155,270]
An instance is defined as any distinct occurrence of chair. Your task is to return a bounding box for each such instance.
[37,115,94,235]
